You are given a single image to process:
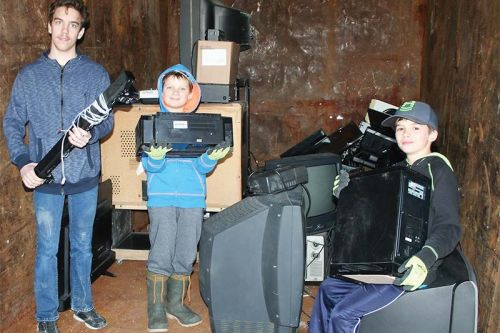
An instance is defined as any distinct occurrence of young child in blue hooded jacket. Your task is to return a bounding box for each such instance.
[141,64,230,332]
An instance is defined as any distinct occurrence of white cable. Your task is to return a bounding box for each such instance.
[59,94,111,184]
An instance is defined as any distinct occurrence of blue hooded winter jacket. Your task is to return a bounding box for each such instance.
[141,64,217,208]
[3,52,112,194]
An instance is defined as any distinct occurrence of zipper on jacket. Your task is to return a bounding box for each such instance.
[59,65,65,131]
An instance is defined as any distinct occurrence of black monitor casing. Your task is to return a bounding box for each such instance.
[199,188,304,333]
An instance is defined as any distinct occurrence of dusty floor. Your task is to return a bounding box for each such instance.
[6,260,317,333]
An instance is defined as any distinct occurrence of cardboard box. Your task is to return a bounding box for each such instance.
[101,103,243,212]
[196,41,240,84]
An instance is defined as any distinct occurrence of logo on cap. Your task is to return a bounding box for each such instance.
[399,101,416,112]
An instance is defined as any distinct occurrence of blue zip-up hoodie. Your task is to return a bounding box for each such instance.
[141,64,217,208]
[3,52,112,194]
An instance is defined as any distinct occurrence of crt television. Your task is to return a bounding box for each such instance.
[265,153,341,234]
[199,187,305,333]
[180,0,252,70]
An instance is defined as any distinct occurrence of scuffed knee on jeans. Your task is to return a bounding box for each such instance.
[37,209,58,239]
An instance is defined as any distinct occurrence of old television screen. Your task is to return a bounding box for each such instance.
[180,0,251,70]
[199,191,305,332]
[265,153,340,234]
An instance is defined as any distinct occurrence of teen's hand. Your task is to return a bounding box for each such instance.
[20,163,45,189]
[68,126,91,148]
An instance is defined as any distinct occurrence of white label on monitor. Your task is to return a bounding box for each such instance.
[173,120,188,129]
[408,180,425,200]
[202,49,227,66]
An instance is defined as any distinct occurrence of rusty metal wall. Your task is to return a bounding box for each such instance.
[1,0,497,332]
[234,0,426,164]
[422,1,499,332]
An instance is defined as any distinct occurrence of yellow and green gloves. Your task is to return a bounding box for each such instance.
[145,143,231,161]
[332,169,350,198]
[207,142,231,161]
[145,145,172,160]
[394,245,438,291]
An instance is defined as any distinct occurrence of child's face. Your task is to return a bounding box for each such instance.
[395,119,438,163]
[162,76,193,113]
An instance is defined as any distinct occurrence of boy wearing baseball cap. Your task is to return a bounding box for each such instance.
[309,101,461,333]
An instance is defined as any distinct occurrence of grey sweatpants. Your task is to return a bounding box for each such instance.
[147,206,204,276]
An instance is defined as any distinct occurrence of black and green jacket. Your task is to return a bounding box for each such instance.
[404,153,462,285]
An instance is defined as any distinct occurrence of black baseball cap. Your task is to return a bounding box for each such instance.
[381,101,438,130]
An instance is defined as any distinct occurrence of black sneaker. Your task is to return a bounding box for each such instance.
[73,309,107,330]
[37,321,60,333]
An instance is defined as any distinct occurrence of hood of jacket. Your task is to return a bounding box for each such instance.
[157,64,201,113]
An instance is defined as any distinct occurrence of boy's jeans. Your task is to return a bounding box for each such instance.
[33,186,98,322]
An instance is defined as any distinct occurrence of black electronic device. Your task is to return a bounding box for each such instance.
[317,122,363,155]
[199,83,237,103]
[352,127,403,168]
[329,166,431,277]
[199,187,305,333]
[135,112,233,157]
[57,180,115,311]
[248,165,308,195]
[35,71,135,183]
[180,0,251,71]
[265,153,341,234]
[280,129,331,158]
[367,108,396,138]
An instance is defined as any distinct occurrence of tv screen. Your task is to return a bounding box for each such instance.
[180,0,251,70]
[199,188,305,333]
[265,153,340,234]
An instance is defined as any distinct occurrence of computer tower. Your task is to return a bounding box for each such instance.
[305,234,326,282]
[329,166,431,276]
[57,180,115,311]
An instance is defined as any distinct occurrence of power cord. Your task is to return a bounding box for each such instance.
[60,94,111,184]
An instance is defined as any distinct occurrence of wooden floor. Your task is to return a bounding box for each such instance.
[5,260,317,332]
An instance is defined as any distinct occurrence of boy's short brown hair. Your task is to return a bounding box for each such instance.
[48,0,90,30]
[394,117,435,132]
[162,71,194,92]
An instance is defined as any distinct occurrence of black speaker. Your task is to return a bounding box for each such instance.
[329,166,431,276]
[57,180,115,311]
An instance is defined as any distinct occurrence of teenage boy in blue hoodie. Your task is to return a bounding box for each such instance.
[308,101,461,333]
[3,1,110,332]
[141,64,230,332]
